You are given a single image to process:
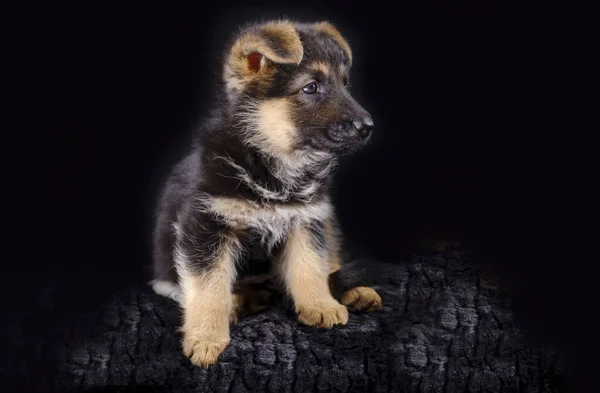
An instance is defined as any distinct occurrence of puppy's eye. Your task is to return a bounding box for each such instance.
[302,82,318,94]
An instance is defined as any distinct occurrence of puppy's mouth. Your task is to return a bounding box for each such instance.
[316,123,372,154]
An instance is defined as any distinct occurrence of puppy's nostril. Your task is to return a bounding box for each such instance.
[359,126,372,139]
[352,116,374,139]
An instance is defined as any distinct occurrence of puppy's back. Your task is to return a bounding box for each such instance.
[152,148,204,284]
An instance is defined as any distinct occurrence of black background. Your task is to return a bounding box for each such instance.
[7,0,590,390]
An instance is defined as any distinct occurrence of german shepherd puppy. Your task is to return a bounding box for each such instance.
[150,19,382,367]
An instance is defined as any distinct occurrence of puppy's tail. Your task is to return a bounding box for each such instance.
[328,258,399,300]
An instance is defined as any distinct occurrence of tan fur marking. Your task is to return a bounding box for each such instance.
[209,196,332,228]
[208,195,333,255]
[328,256,343,274]
[179,239,237,368]
[311,61,330,77]
[313,22,353,66]
[324,217,343,274]
[256,98,296,156]
[230,293,242,325]
[279,225,348,328]
[340,286,383,312]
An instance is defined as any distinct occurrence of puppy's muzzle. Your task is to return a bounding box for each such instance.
[327,114,374,144]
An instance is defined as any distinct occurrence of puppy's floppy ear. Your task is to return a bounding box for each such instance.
[312,22,352,67]
[223,20,303,96]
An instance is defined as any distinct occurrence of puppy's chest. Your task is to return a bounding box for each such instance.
[210,197,331,236]
[236,229,285,276]
[237,208,295,240]
[227,205,305,278]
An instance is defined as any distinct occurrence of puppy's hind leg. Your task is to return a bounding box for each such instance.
[150,211,181,302]
[329,265,383,313]
[339,286,382,312]
[324,217,382,313]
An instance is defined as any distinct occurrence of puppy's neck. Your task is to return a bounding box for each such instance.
[207,131,336,204]
[267,149,335,183]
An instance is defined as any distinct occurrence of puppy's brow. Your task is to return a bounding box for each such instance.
[310,61,330,77]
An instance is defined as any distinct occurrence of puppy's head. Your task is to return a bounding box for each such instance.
[223,20,373,158]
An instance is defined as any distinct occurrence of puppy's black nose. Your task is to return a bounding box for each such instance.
[352,115,374,139]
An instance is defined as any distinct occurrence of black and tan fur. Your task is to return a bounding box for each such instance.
[150,19,381,367]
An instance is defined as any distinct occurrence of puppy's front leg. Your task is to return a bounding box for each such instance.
[279,222,348,328]
[177,234,238,368]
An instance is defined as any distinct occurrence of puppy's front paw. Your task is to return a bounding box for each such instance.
[341,286,382,312]
[296,301,348,328]
[182,332,230,368]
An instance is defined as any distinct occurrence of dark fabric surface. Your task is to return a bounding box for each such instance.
[2,252,570,392]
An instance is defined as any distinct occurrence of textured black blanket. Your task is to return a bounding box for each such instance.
[2,252,570,392]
